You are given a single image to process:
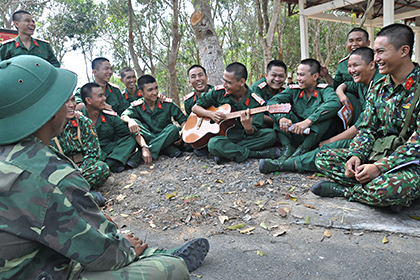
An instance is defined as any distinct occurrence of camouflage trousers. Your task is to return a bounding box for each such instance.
[80,159,110,189]
[76,247,189,280]
[316,148,420,207]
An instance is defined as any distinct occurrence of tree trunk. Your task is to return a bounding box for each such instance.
[127,0,143,77]
[168,0,181,105]
[191,0,224,86]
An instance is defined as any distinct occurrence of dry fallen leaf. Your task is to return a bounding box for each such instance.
[260,222,269,230]
[256,250,266,256]
[149,220,156,228]
[278,208,287,218]
[382,236,389,244]
[165,191,177,200]
[120,213,129,218]
[116,194,126,202]
[227,223,245,230]
[216,179,223,184]
[284,207,291,213]
[272,230,286,237]
[267,178,273,185]
[304,204,317,209]
[192,211,201,218]
[304,216,311,225]
[254,181,264,187]
[324,230,332,238]
[123,183,133,189]
[240,227,255,234]
[185,156,191,161]
[132,209,144,215]
[218,215,229,224]
[285,193,297,202]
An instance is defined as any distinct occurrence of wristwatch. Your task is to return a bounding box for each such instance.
[141,144,150,149]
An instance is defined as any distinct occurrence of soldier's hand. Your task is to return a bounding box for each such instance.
[158,94,166,103]
[279,118,292,133]
[291,119,312,135]
[104,103,113,111]
[212,111,226,124]
[240,109,253,132]
[124,233,148,258]
[355,164,381,184]
[320,65,329,77]
[142,147,152,164]
[345,156,361,178]
[128,119,140,134]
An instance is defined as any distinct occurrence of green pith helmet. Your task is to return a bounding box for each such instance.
[0,55,77,144]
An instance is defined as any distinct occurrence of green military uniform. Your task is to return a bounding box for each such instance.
[0,136,189,279]
[250,77,287,102]
[333,56,352,90]
[49,114,110,188]
[122,98,187,159]
[123,87,142,103]
[288,70,384,172]
[82,108,136,169]
[195,84,277,162]
[268,83,341,150]
[76,83,130,115]
[184,84,214,116]
[0,36,60,67]
[316,65,420,207]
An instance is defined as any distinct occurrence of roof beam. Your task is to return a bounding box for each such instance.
[302,0,365,16]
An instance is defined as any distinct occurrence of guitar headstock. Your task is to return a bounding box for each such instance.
[268,103,291,114]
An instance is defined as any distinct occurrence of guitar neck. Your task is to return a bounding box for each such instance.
[225,106,268,120]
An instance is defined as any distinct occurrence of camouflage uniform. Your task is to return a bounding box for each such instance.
[75,83,130,115]
[316,65,420,207]
[122,98,187,159]
[195,85,277,162]
[184,84,214,116]
[0,36,60,67]
[268,83,341,150]
[0,136,189,279]
[123,87,142,103]
[50,114,110,188]
[250,77,287,102]
[81,109,136,168]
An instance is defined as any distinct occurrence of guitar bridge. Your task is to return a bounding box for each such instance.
[196,117,203,129]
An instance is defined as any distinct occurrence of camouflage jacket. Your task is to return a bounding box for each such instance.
[0,136,135,279]
[50,114,102,168]
[349,65,420,172]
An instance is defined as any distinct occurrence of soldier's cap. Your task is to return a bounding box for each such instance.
[0,55,77,145]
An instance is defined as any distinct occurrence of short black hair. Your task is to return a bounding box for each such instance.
[225,62,247,81]
[188,65,207,77]
[12,10,31,22]
[347,27,369,42]
[80,82,101,104]
[300,58,321,75]
[267,60,287,74]
[137,75,156,91]
[350,47,374,65]
[120,67,135,79]
[376,23,414,57]
[92,57,109,71]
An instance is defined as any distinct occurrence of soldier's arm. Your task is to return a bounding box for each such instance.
[46,44,60,68]
[307,87,341,124]
[79,117,101,163]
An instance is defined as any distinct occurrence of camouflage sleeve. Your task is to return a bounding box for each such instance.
[307,86,341,123]
[79,115,102,165]
[267,88,293,122]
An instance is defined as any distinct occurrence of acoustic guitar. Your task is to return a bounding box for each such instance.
[182,103,291,149]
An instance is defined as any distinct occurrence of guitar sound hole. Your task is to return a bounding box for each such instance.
[210,119,215,124]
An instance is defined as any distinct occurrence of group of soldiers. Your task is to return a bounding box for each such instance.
[1,8,420,280]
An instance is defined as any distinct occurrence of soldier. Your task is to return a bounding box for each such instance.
[192,62,279,164]
[50,94,110,205]
[121,75,187,159]
[321,27,370,90]
[80,82,150,172]
[0,10,60,67]
[120,66,142,102]
[311,24,420,212]
[184,65,214,157]
[250,60,288,127]
[76,57,130,115]
[260,47,383,174]
[0,55,208,279]
[260,58,341,170]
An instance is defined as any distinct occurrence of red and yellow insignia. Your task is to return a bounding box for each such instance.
[90,124,97,136]
[258,81,267,89]
[158,102,163,109]
[245,97,250,107]
[15,41,19,48]
[136,90,142,97]
[251,92,265,105]
[215,84,225,91]
[314,90,318,98]
[107,85,113,93]
[298,91,304,98]
[124,93,129,100]
[405,77,414,90]
[142,103,146,111]
[101,115,106,123]
[70,119,78,127]
[184,92,195,101]
[33,40,39,47]
[131,100,144,107]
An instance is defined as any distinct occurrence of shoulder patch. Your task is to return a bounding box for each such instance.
[215,84,225,91]
[102,110,117,116]
[108,82,120,89]
[131,100,144,107]
[35,38,50,44]
[251,92,265,105]
[281,84,287,90]
[338,55,350,64]
[289,84,301,89]
[317,83,329,89]
[1,38,15,45]
[184,91,195,101]
[258,81,267,89]
[163,98,173,103]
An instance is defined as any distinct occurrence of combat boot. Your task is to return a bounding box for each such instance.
[126,150,143,169]
[311,180,346,197]
[278,144,295,161]
[250,147,281,159]
[290,145,308,158]
[172,238,210,272]
[259,158,284,174]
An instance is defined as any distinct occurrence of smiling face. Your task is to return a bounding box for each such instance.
[374,36,403,76]
[346,31,370,53]
[141,82,159,103]
[265,66,286,91]
[65,95,77,120]
[121,70,137,91]
[87,86,107,110]
[347,54,375,86]
[15,13,36,36]
[189,67,208,93]
[223,71,244,95]
[93,61,113,84]
[296,64,318,91]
